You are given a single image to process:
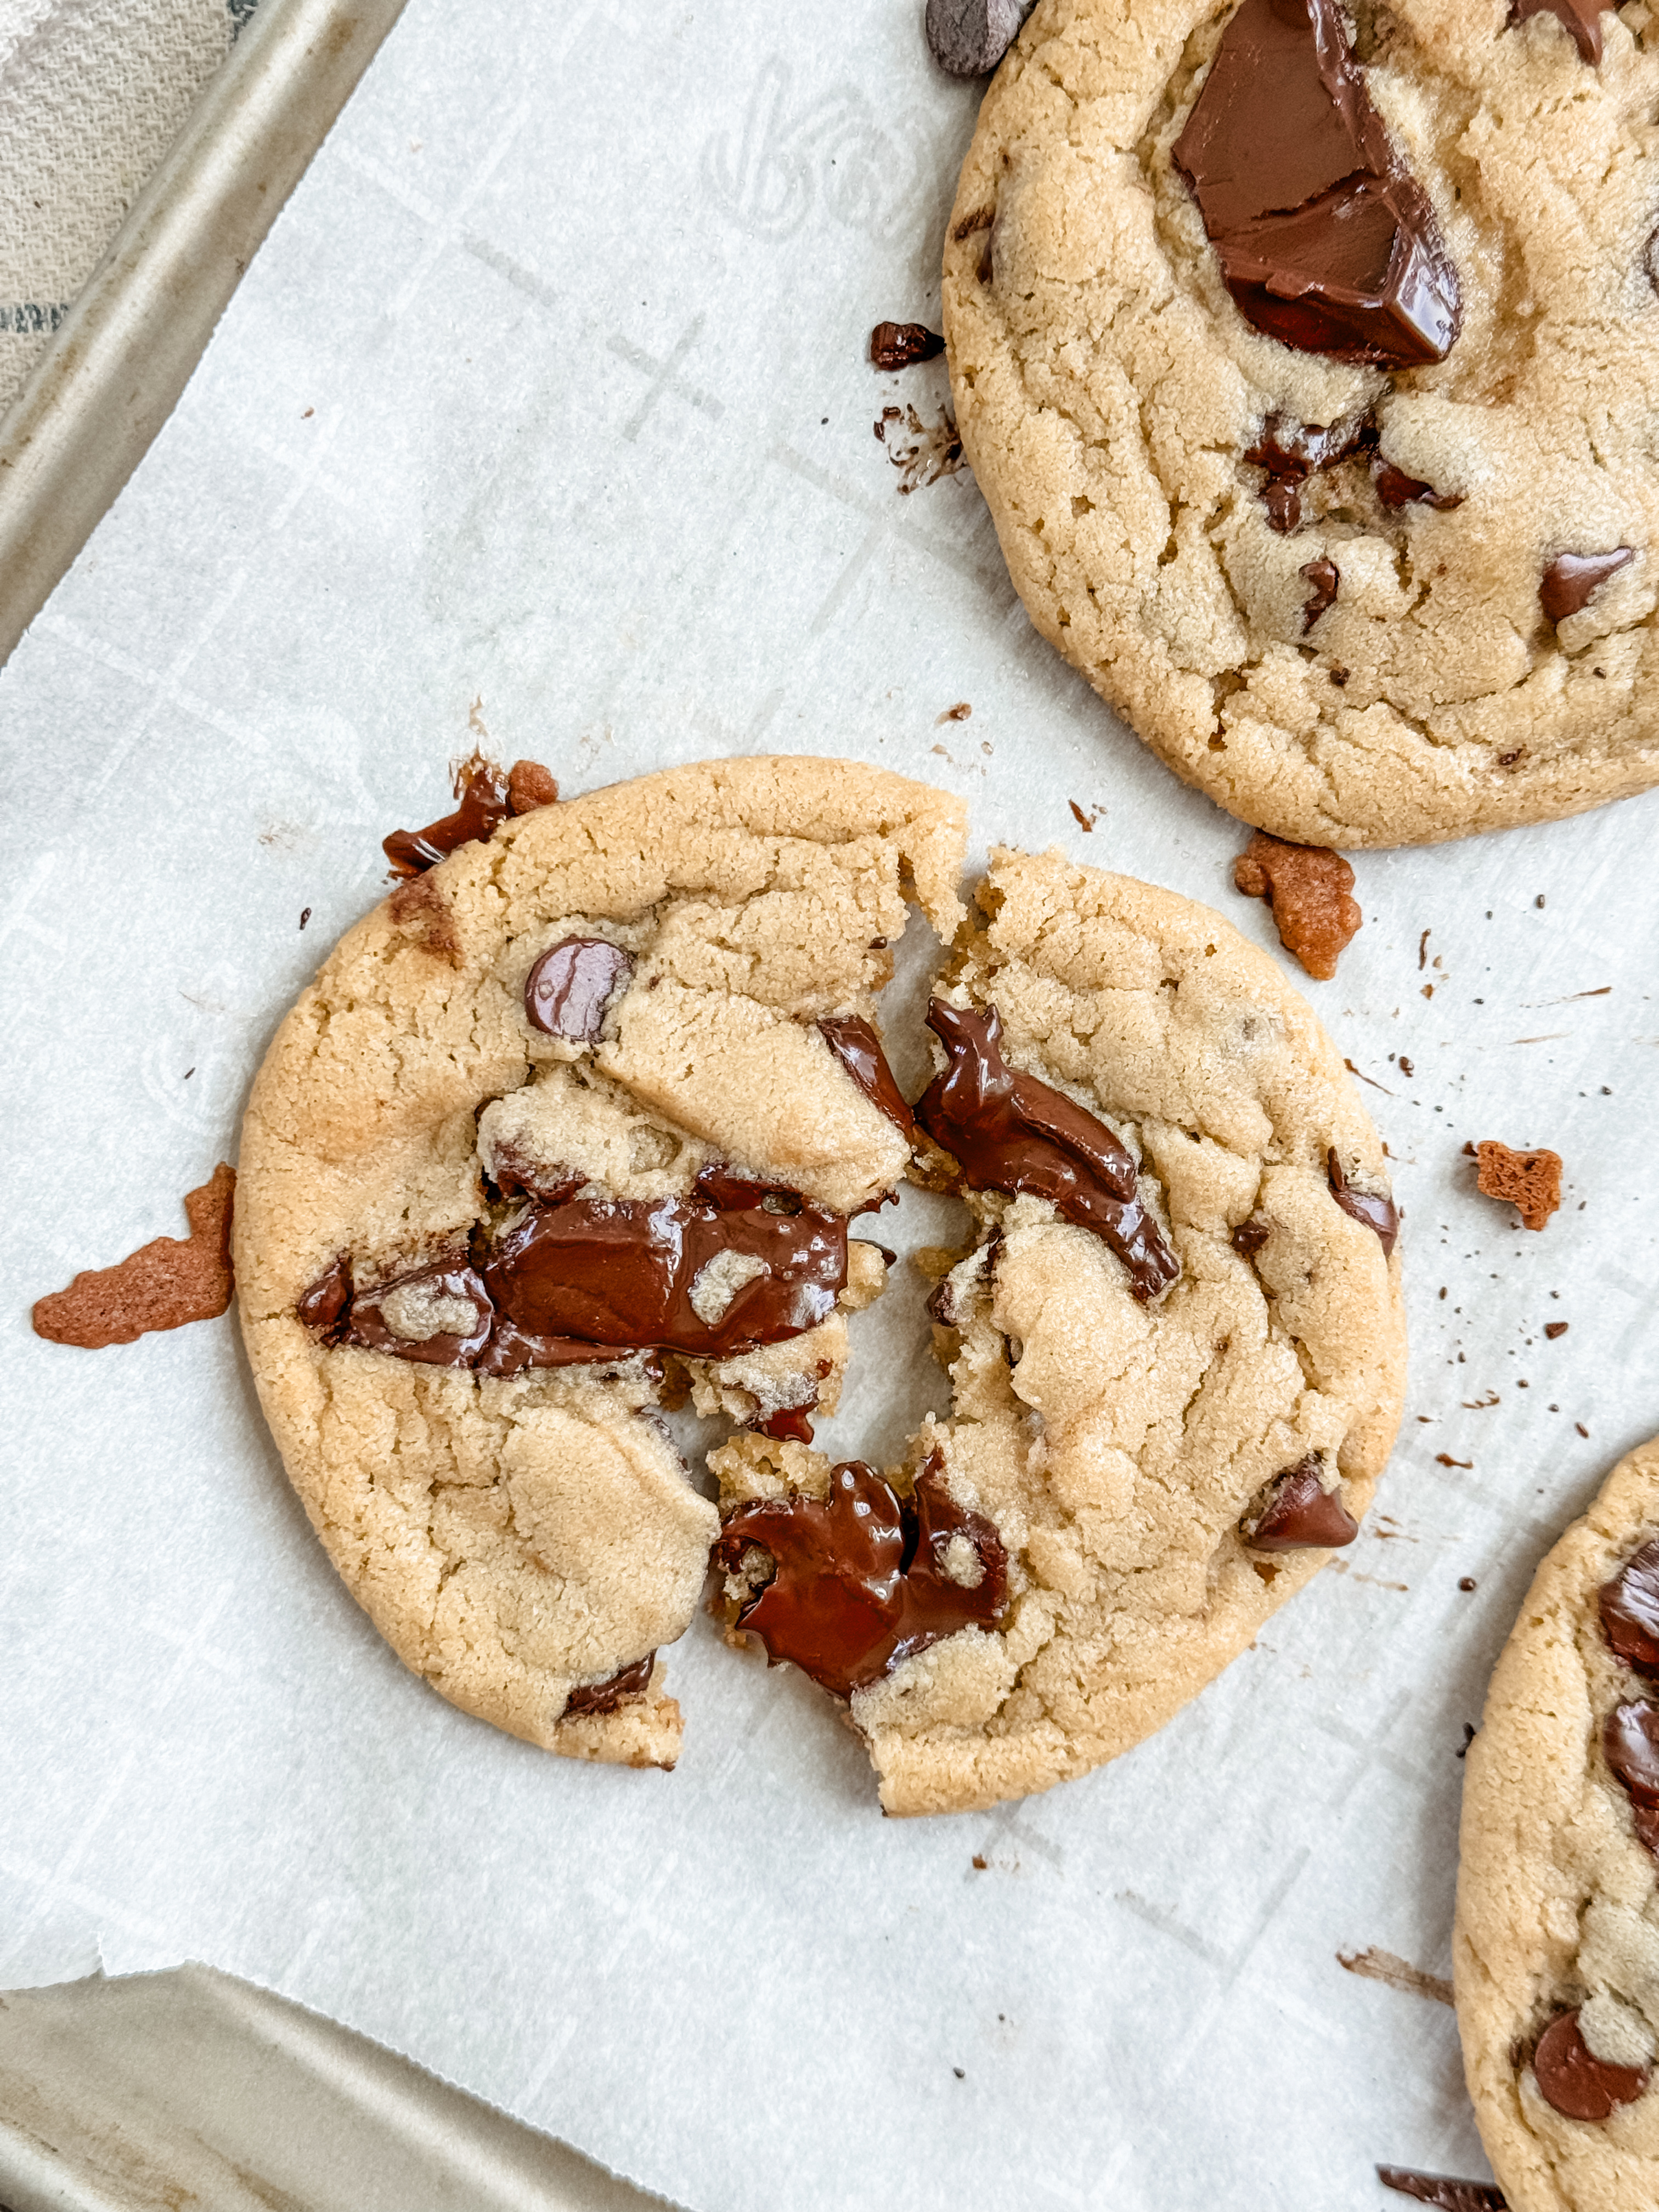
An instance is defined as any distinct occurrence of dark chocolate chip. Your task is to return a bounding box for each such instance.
[1171,0,1461,368]
[296,1253,353,1341]
[383,752,511,878]
[818,1014,915,1136]
[1300,556,1339,633]
[1539,548,1634,625]
[563,1653,654,1717]
[1328,1147,1400,1257]
[1602,1541,1659,1672]
[1245,1457,1359,1551]
[1532,2007,1649,2121]
[915,999,1180,1302]
[1606,1699,1659,1804]
[1375,2167,1507,2211]
[925,0,1032,77]
[1375,462,1464,511]
[870,321,946,370]
[524,938,634,1041]
[1510,0,1618,66]
[715,1454,1008,1699]
[1231,1218,1272,1258]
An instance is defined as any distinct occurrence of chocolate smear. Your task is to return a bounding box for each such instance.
[1510,0,1618,66]
[1246,1456,1359,1550]
[1376,2169,1506,2211]
[383,751,510,878]
[1328,1147,1399,1257]
[1375,462,1463,511]
[296,1254,353,1341]
[926,0,1032,76]
[715,1454,1009,1699]
[1172,0,1461,368]
[1635,1801,1659,1858]
[1604,1700,1659,1805]
[524,937,634,1041]
[1601,1540,1659,1673]
[916,999,1180,1301]
[33,1164,236,1348]
[1540,548,1634,625]
[870,321,945,370]
[1301,555,1339,633]
[819,1014,915,1136]
[563,1653,654,1717]
[506,759,559,815]
[1532,2008,1649,2121]
[345,1260,495,1367]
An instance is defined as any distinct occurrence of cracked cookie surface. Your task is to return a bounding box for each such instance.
[1455,1435,1659,2212]
[234,758,966,1768]
[715,845,1407,1814]
[944,0,1659,845]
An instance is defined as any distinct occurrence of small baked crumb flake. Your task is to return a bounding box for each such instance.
[1233,832,1361,980]
[1474,1140,1563,1231]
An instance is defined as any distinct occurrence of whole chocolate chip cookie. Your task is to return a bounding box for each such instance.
[713,844,1406,1814]
[1455,1435,1659,2210]
[236,759,967,1768]
[944,0,1659,845]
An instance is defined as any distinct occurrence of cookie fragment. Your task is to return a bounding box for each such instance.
[1232,831,1361,980]
[1474,1141,1562,1231]
[33,1164,236,1348]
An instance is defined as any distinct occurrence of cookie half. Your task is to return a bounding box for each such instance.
[235,758,967,1767]
[1455,1436,1659,2210]
[714,845,1407,1814]
[944,0,1659,845]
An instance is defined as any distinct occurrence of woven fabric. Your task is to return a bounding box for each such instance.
[0,0,258,417]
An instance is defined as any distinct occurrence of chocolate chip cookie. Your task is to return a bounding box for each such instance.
[1455,1435,1659,2211]
[713,844,1406,1814]
[235,758,967,1768]
[943,0,1659,845]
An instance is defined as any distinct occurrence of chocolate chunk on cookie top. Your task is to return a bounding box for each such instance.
[945,0,1659,846]
[1456,1436,1659,2208]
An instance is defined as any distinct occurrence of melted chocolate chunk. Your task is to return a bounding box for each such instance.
[563,1653,653,1717]
[1301,555,1340,633]
[758,1405,817,1444]
[296,1254,353,1340]
[715,1455,1009,1699]
[819,1014,915,1135]
[1172,0,1460,368]
[1532,2008,1649,2121]
[1376,2169,1507,2211]
[344,1260,495,1366]
[524,938,634,1041]
[383,752,510,878]
[1604,1700,1659,1805]
[1634,1801,1659,1858]
[1510,0,1617,65]
[1246,413,1374,530]
[870,321,946,369]
[32,1165,238,1349]
[1375,462,1463,512]
[1539,548,1634,625]
[1246,1456,1359,1550]
[1601,1541,1659,1672]
[915,999,1180,1302]
[1328,1147,1400,1257]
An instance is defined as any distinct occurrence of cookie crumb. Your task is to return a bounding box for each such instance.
[1544,1321,1568,1340]
[1232,831,1361,980]
[937,701,972,723]
[32,1165,236,1348]
[507,759,559,814]
[1474,1141,1562,1231]
[972,1853,988,1870]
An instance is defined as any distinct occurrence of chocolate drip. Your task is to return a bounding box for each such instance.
[1172,0,1461,368]
[1604,1700,1659,1806]
[1328,1148,1399,1257]
[818,1014,915,1135]
[1375,2171,1507,2212]
[714,1454,1009,1700]
[1532,2008,1649,2121]
[1301,556,1339,633]
[383,753,511,878]
[1510,0,1617,66]
[1539,548,1634,625]
[1375,462,1463,511]
[524,938,634,1040]
[563,1653,654,1717]
[914,999,1180,1302]
[1246,1457,1359,1550]
[1601,1540,1659,1672]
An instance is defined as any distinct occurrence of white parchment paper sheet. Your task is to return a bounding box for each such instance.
[4,3,1659,2205]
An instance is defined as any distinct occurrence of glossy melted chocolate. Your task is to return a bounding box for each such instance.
[1172,0,1461,368]
[714,1455,1009,1699]
[1511,0,1619,66]
[914,1000,1180,1302]
[1247,1457,1359,1550]
[524,938,634,1041]
[383,753,511,878]
[819,1014,915,1135]
[1604,1700,1659,1807]
[1539,548,1634,625]
[563,1652,654,1716]
[1600,1539,1659,1672]
[1328,1148,1400,1257]
[1532,2007,1649,2121]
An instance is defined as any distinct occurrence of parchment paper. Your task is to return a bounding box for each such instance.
[5,3,1659,2205]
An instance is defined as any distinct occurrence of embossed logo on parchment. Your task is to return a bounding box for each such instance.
[702,58,930,244]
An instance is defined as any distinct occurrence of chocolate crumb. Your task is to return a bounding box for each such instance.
[383,751,510,878]
[1436,1454,1473,1469]
[972,1854,988,1870]
[1577,1423,1590,1438]
[870,321,945,370]
[1457,1724,1476,1758]
[299,907,311,929]
[1459,1576,1477,1592]
[1474,1141,1562,1232]
[1375,2166,1506,2210]
[1398,1056,1414,1078]
[1544,1321,1568,1340]
[1232,831,1361,980]
[33,1165,236,1348]
[1069,799,1094,832]
[938,701,972,722]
